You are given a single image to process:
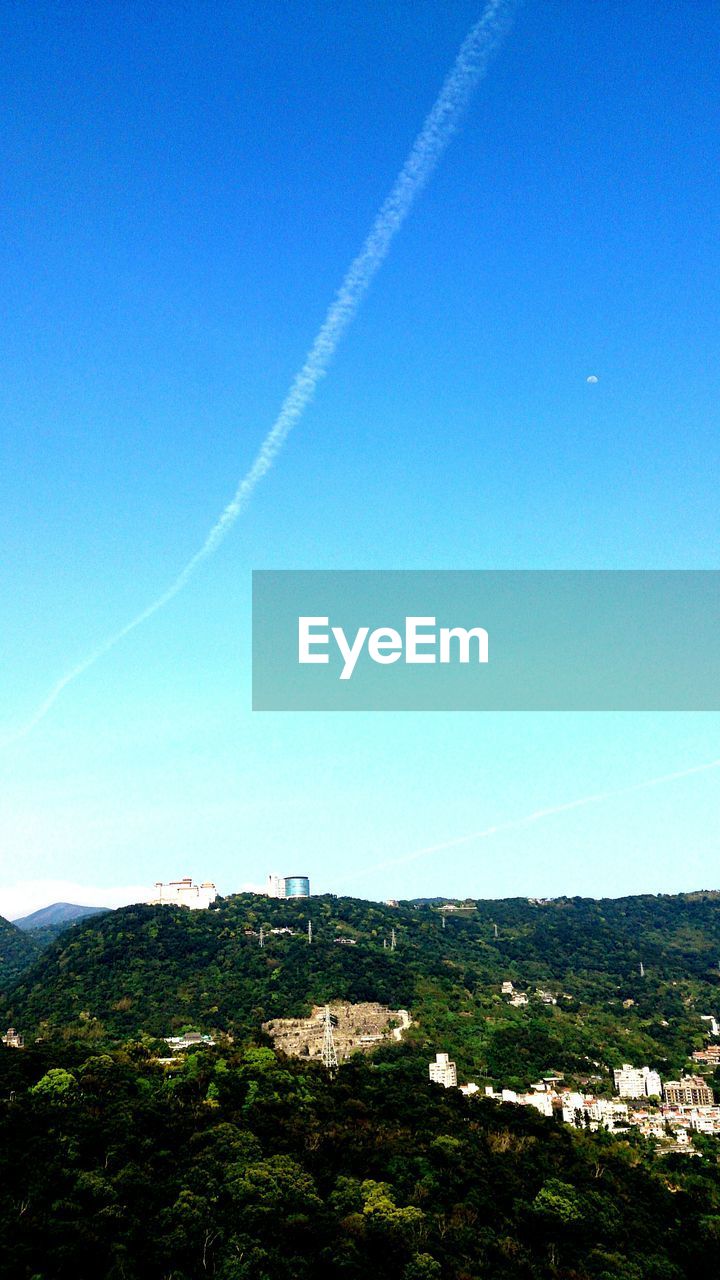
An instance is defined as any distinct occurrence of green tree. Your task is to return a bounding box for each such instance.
[30,1066,78,1101]
[403,1252,442,1280]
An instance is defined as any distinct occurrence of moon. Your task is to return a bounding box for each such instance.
[586,375,599,384]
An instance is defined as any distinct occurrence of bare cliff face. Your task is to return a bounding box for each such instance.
[263,1001,410,1061]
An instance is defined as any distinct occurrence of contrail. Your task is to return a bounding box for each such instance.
[2,1,515,746]
[342,756,720,884]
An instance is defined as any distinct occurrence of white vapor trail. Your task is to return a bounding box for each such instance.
[343,757,720,883]
[2,1,515,746]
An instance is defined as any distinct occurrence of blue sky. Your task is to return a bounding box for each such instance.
[1,1,718,915]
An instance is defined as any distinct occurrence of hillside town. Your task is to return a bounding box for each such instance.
[429,977,720,1155]
[430,1048,720,1149]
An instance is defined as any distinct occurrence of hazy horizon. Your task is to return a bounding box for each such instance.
[5,871,720,925]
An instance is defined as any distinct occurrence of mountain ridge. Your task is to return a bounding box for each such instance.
[13,901,110,931]
[5,889,720,1090]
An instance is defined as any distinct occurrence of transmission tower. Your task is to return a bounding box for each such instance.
[307,919,313,944]
[639,961,645,978]
[441,913,446,930]
[321,1005,338,1074]
[390,927,396,952]
[493,923,499,939]
[259,925,264,949]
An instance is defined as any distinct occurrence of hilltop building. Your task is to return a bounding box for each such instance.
[429,1052,457,1088]
[613,1064,663,1098]
[664,1076,714,1107]
[149,878,217,910]
[2,1027,24,1049]
[285,875,310,898]
[267,873,311,898]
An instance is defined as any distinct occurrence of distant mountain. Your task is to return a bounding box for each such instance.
[13,902,109,932]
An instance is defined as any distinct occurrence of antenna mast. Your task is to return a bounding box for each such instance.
[307,919,313,944]
[321,1005,338,1074]
[259,925,264,949]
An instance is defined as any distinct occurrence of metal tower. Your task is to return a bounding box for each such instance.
[259,925,264,949]
[307,919,313,944]
[390,927,396,951]
[321,1005,338,1074]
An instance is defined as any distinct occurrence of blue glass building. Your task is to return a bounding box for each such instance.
[284,876,310,898]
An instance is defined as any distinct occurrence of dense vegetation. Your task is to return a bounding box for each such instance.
[4,891,720,1093]
[0,915,40,1003]
[2,1037,720,1280]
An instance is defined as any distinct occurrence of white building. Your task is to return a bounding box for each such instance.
[164,1032,215,1052]
[521,1091,554,1117]
[589,1099,629,1130]
[429,1052,457,1088]
[644,1069,663,1097]
[613,1064,662,1099]
[149,878,217,910]
[536,990,558,1005]
[267,873,285,898]
[561,1091,587,1124]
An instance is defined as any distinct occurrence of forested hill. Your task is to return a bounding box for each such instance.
[0,915,41,1001]
[5,1042,720,1279]
[6,891,720,1087]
